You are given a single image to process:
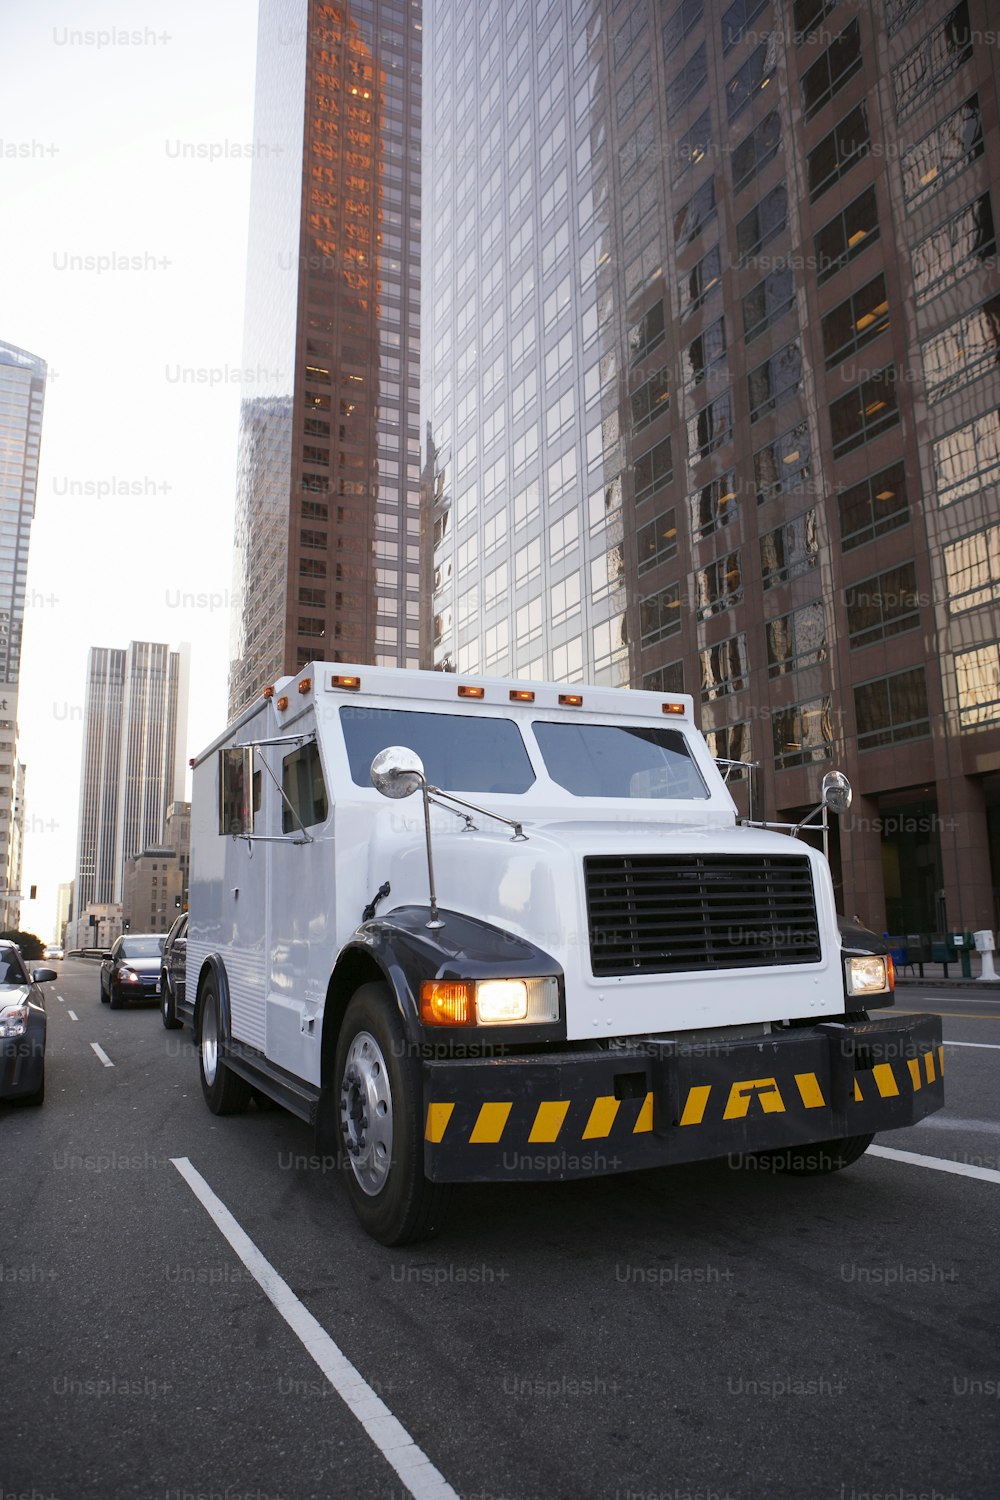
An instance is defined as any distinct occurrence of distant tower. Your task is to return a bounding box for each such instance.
[0,340,47,930]
[73,641,189,924]
[228,0,424,715]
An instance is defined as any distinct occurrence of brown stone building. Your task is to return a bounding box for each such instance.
[122,849,184,936]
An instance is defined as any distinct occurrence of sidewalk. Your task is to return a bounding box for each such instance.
[893,961,1000,986]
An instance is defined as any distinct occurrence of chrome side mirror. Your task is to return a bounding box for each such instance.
[821,770,852,816]
[370,746,426,799]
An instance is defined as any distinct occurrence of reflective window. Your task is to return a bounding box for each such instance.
[722,0,767,54]
[630,366,671,431]
[694,551,743,616]
[886,0,929,38]
[673,109,712,186]
[830,366,900,458]
[807,104,869,202]
[838,462,909,551]
[934,410,1000,506]
[675,176,717,248]
[854,668,930,752]
[955,643,1000,728]
[634,437,674,502]
[689,470,739,541]
[754,419,812,505]
[772,698,833,770]
[628,299,665,363]
[912,194,995,307]
[678,243,722,318]
[742,264,794,343]
[944,524,1000,613]
[700,632,749,700]
[794,0,836,43]
[845,562,921,648]
[637,508,678,572]
[921,298,1000,404]
[281,741,328,832]
[893,2,971,121]
[683,315,727,389]
[687,389,733,462]
[726,40,776,123]
[801,19,862,120]
[766,602,826,678]
[821,273,890,368]
[732,111,781,194]
[640,583,682,645]
[748,340,802,424]
[736,183,787,263]
[667,43,708,122]
[643,662,685,694]
[705,720,752,776]
[532,722,709,800]
[814,184,880,285]
[902,94,982,208]
[663,0,703,62]
[339,707,536,793]
[760,510,819,589]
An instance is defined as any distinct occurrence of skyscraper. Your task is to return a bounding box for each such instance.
[73,641,189,938]
[422,0,1000,934]
[0,340,47,931]
[228,0,424,716]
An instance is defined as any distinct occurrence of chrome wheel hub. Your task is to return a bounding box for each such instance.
[201,1001,218,1085]
[340,1030,393,1196]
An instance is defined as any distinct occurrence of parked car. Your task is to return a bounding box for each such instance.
[0,940,57,1105]
[160,912,188,1030]
[100,934,165,1009]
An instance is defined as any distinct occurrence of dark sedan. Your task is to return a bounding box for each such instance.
[100,934,165,1009]
[0,941,56,1105]
[160,911,188,1030]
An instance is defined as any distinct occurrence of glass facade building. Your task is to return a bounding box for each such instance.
[422,0,1000,933]
[229,0,424,716]
[0,340,46,931]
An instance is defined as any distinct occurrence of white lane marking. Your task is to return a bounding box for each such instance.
[869,1144,1000,1185]
[57,995,65,1003]
[913,1115,1000,1135]
[944,1040,1000,1050]
[90,1043,114,1068]
[172,1157,458,1500]
[67,1010,79,1022]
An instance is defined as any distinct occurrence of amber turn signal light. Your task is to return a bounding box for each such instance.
[420,980,472,1026]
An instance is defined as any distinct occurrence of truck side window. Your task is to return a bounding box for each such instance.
[219,748,253,834]
[281,740,328,832]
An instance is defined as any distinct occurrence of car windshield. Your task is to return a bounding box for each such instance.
[340,707,536,794]
[532,721,710,799]
[0,950,29,985]
[121,938,164,959]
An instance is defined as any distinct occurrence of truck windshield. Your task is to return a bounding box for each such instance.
[340,707,536,793]
[532,721,710,799]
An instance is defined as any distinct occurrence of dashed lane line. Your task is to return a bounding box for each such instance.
[869,1144,1000,1185]
[67,1010,78,1021]
[90,1042,114,1068]
[172,1157,459,1500]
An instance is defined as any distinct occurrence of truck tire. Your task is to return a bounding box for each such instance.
[334,982,450,1246]
[754,1133,875,1175]
[198,978,251,1115]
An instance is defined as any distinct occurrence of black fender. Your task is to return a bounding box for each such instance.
[837,917,894,1008]
[332,905,566,1048]
[194,953,233,1045]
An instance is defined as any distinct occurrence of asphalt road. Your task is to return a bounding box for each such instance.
[3,961,998,1500]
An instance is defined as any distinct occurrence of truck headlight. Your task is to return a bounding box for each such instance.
[420,976,560,1026]
[844,954,892,996]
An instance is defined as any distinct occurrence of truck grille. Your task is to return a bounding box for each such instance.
[584,853,821,976]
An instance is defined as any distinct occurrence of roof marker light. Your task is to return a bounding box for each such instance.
[330,674,361,690]
[559,693,584,707]
[262,684,275,698]
[458,685,485,699]
[509,689,535,703]
[298,678,312,694]
[276,696,289,711]
[662,702,685,716]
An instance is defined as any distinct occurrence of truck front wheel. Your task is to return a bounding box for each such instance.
[754,1133,875,1175]
[334,982,450,1245]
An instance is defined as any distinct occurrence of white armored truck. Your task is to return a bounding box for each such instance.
[184,662,944,1243]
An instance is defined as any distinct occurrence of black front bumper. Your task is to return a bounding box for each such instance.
[422,1013,944,1182]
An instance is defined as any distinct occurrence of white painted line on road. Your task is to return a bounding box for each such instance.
[172,1157,459,1500]
[57,994,65,1003]
[90,1042,114,1068]
[869,1144,1000,1185]
[67,1010,78,1022]
[944,1040,1000,1050]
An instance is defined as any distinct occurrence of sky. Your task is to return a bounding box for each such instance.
[1,1,260,939]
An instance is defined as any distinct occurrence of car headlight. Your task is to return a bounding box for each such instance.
[116,965,140,984]
[420,976,560,1026]
[0,1000,29,1038]
[844,954,893,996]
